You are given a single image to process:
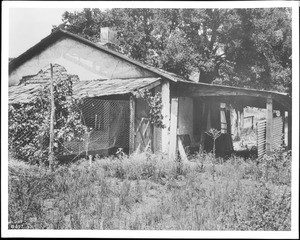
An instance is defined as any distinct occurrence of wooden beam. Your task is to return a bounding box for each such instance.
[169,98,179,160]
[137,79,162,94]
[161,81,170,153]
[266,98,273,155]
[178,137,188,163]
[176,84,291,111]
[129,95,136,155]
[177,85,271,99]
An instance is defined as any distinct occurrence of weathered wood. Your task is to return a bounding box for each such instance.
[129,96,136,155]
[225,107,234,151]
[176,85,291,112]
[241,109,244,129]
[266,98,273,155]
[169,98,179,160]
[236,110,241,139]
[178,137,188,163]
[177,82,290,102]
[152,86,161,152]
[199,102,207,153]
[161,81,170,153]
[220,103,227,133]
[139,79,162,93]
[142,120,151,137]
[48,64,55,171]
[206,105,211,131]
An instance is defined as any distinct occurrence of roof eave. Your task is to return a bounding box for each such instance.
[9,29,183,83]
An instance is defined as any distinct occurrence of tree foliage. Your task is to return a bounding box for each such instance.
[53,8,292,93]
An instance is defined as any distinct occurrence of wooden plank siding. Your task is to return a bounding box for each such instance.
[129,96,136,154]
[169,98,179,160]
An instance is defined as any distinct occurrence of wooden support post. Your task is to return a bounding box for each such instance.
[169,98,179,160]
[199,102,207,153]
[237,110,241,139]
[226,106,234,151]
[206,105,211,131]
[266,98,273,155]
[241,108,244,130]
[178,137,188,163]
[220,103,227,133]
[48,64,55,171]
[129,96,136,155]
[161,81,170,153]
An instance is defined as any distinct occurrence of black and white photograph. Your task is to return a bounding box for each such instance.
[1,1,299,238]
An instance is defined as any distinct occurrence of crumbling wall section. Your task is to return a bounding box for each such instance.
[10,38,156,86]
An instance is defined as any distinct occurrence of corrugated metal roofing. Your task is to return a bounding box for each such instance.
[9,77,161,104]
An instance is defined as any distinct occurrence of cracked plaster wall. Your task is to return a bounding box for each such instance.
[9,38,155,86]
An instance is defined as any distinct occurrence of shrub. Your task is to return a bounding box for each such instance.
[8,76,85,165]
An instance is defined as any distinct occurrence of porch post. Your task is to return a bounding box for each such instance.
[169,98,179,160]
[161,81,170,153]
[199,102,207,153]
[220,103,227,133]
[266,97,273,155]
[241,108,244,130]
[129,95,136,155]
[237,110,241,139]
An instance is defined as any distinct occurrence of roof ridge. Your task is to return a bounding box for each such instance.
[9,28,191,83]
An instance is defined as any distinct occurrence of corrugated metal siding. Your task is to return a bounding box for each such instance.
[257,120,266,159]
[273,117,283,151]
[257,116,283,159]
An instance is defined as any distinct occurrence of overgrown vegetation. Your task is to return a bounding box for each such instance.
[53,8,292,93]
[8,73,85,165]
[138,89,165,129]
[9,150,291,230]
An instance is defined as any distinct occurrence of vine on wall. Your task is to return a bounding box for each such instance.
[9,77,85,165]
[138,89,165,129]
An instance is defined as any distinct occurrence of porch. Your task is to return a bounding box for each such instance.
[167,81,292,160]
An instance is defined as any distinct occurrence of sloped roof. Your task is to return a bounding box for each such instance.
[177,81,292,111]
[9,29,189,83]
[9,77,161,104]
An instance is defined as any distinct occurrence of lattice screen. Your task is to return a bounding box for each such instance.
[9,99,130,160]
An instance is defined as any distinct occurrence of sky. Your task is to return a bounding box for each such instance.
[9,8,82,58]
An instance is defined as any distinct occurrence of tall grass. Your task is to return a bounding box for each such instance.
[8,150,291,230]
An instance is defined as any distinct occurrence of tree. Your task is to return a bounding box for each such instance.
[53,8,292,93]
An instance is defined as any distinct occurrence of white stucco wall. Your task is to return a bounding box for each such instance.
[178,97,194,145]
[9,38,155,86]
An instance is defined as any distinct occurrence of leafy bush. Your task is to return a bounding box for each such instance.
[8,76,85,165]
